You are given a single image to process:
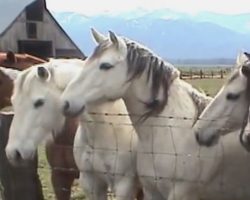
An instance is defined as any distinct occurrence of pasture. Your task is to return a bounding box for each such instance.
[37,66,230,200]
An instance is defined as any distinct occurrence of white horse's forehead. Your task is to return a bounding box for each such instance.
[12,71,44,103]
[90,43,124,63]
[224,70,246,91]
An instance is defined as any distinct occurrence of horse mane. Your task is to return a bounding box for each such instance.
[12,68,34,98]
[123,38,180,119]
[187,86,213,118]
[13,59,84,97]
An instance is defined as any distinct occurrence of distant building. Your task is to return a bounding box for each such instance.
[0,0,86,59]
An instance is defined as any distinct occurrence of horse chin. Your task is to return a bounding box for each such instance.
[240,134,250,152]
[6,146,36,167]
[8,157,32,167]
[7,153,35,167]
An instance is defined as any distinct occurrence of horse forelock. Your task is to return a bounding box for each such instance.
[13,69,33,96]
[91,40,112,59]
[12,65,48,101]
[124,38,180,119]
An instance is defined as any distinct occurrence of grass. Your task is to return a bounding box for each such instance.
[38,147,85,200]
[37,73,229,199]
[186,78,225,97]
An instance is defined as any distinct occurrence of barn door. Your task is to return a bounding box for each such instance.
[18,40,53,59]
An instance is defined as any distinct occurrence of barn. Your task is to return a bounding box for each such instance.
[0,0,86,59]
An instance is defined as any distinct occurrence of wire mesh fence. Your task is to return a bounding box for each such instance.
[2,112,250,199]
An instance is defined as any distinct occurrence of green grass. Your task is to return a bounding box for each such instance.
[186,78,226,97]
[38,147,85,200]
[37,74,229,199]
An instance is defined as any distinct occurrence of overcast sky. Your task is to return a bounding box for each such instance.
[47,0,250,15]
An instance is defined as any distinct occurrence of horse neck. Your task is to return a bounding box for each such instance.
[53,117,78,145]
[123,77,198,139]
[48,64,83,144]
[53,64,82,91]
[78,99,131,145]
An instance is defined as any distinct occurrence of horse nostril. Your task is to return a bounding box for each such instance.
[245,134,250,144]
[14,150,22,161]
[242,65,250,77]
[195,132,200,143]
[63,101,70,112]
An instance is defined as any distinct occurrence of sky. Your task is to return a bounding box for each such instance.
[47,0,250,16]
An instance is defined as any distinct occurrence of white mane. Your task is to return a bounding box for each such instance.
[12,59,85,98]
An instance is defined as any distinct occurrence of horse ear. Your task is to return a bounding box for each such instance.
[0,67,20,80]
[91,28,106,44]
[244,52,250,60]
[109,31,119,47]
[37,66,50,81]
[6,51,16,64]
[236,51,248,66]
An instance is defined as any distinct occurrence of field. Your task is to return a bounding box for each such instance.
[37,67,230,200]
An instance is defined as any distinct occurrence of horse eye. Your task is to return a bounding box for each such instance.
[226,93,240,101]
[99,63,114,70]
[34,99,44,108]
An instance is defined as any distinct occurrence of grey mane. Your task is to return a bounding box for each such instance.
[188,87,213,118]
[123,38,179,119]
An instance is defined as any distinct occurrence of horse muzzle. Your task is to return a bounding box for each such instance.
[62,100,85,117]
[195,131,219,147]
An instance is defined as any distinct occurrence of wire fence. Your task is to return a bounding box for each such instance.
[41,112,250,199]
[2,112,250,199]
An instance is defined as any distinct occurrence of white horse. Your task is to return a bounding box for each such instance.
[60,29,250,199]
[5,59,142,200]
[193,52,250,150]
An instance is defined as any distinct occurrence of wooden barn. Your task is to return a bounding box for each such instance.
[0,0,86,59]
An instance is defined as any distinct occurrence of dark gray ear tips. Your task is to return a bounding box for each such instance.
[37,66,49,79]
[243,52,250,59]
[109,31,118,45]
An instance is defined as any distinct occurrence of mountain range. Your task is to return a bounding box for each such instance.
[52,9,250,62]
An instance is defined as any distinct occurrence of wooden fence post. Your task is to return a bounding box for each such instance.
[200,70,203,79]
[0,113,44,200]
[190,69,193,79]
[220,70,223,79]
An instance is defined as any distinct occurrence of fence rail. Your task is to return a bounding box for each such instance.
[180,69,230,79]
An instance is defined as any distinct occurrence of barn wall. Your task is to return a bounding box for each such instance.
[0,9,82,57]
[41,12,78,50]
[0,13,26,52]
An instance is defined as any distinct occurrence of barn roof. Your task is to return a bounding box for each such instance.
[0,0,34,35]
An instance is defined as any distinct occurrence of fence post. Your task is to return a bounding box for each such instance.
[0,113,44,200]
[211,71,214,78]
[220,70,223,79]
[199,70,203,79]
